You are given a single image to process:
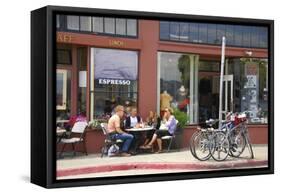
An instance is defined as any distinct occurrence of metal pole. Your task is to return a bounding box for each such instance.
[219,36,226,130]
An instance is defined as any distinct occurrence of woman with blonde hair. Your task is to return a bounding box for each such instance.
[139,111,161,150]
[141,108,177,153]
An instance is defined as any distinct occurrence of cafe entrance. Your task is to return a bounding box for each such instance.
[222,74,234,117]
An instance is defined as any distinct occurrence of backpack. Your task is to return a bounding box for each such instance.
[108,144,120,157]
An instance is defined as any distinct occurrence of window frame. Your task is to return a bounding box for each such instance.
[89,47,140,121]
[56,69,68,110]
[56,15,138,39]
[159,21,268,49]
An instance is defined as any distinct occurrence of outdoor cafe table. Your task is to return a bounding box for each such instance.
[125,126,154,154]
[125,126,154,132]
[56,128,67,143]
[56,120,69,124]
[56,119,69,126]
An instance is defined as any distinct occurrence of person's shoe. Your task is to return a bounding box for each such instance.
[139,145,146,149]
[155,150,164,154]
[142,145,152,149]
[120,152,131,157]
[130,151,137,155]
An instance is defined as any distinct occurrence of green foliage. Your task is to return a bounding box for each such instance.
[178,55,190,87]
[173,108,189,128]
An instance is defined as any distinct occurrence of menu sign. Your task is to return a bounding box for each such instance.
[243,62,259,122]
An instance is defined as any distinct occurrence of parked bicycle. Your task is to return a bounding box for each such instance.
[189,112,254,162]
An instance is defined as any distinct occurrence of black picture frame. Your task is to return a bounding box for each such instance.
[31,5,274,188]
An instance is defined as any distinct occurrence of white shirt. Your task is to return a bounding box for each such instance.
[130,116,138,128]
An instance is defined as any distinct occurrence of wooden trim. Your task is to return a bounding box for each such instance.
[158,40,268,58]
[86,46,90,120]
[71,46,78,116]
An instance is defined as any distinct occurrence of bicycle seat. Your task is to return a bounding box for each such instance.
[205,119,218,127]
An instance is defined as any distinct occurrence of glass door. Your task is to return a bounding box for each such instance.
[222,74,234,116]
[56,69,68,110]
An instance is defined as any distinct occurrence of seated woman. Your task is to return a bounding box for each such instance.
[141,108,177,153]
[140,111,161,148]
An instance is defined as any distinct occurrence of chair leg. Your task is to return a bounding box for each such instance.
[175,137,180,151]
[72,143,76,157]
[167,138,173,152]
[59,143,66,158]
[83,141,88,156]
[101,144,108,158]
[101,146,105,158]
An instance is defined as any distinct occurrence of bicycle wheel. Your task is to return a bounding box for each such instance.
[229,130,247,158]
[189,131,199,159]
[210,131,230,161]
[191,131,212,161]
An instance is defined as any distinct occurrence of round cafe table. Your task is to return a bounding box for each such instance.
[125,126,154,132]
[56,128,67,143]
[125,126,154,154]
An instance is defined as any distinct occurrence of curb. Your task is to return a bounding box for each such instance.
[57,160,268,177]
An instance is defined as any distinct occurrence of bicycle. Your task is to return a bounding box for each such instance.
[189,112,254,162]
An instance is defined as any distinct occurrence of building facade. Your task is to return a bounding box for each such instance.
[56,15,268,152]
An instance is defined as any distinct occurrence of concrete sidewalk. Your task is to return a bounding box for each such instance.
[57,145,268,179]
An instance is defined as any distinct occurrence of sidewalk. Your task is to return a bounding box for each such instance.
[57,145,268,179]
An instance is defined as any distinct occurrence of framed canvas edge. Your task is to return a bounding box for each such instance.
[31,5,274,188]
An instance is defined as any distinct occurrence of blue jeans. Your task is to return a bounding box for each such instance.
[112,133,134,153]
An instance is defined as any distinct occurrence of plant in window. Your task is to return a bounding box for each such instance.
[173,108,189,128]
[178,55,190,87]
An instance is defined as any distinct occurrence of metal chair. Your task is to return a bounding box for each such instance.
[100,123,123,158]
[161,120,181,152]
[59,121,88,157]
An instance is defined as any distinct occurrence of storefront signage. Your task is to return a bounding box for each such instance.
[245,75,257,88]
[79,71,87,87]
[98,79,131,85]
[244,63,259,121]
[57,34,73,43]
[109,40,125,47]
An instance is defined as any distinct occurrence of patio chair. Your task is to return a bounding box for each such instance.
[100,123,123,158]
[59,121,88,157]
[161,120,181,152]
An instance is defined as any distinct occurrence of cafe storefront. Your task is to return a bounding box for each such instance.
[56,15,269,153]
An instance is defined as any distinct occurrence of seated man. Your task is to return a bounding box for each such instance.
[125,107,143,129]
[141,108,177,153]
[107,105,134,157]
[124,107,143,154]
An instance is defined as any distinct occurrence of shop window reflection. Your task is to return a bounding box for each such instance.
[228,58,268,124]
[158,52,199,124]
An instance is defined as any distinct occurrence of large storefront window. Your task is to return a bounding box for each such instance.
[56,69,72,120]
[158,52,199,124]
[198,60,220,122]
[90,48,138,120]
[56,47,72,120]
[160,21,268,49]
[57,15,138,38]
[228,58,268,124]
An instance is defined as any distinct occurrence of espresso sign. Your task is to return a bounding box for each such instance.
[98,79,131,85]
